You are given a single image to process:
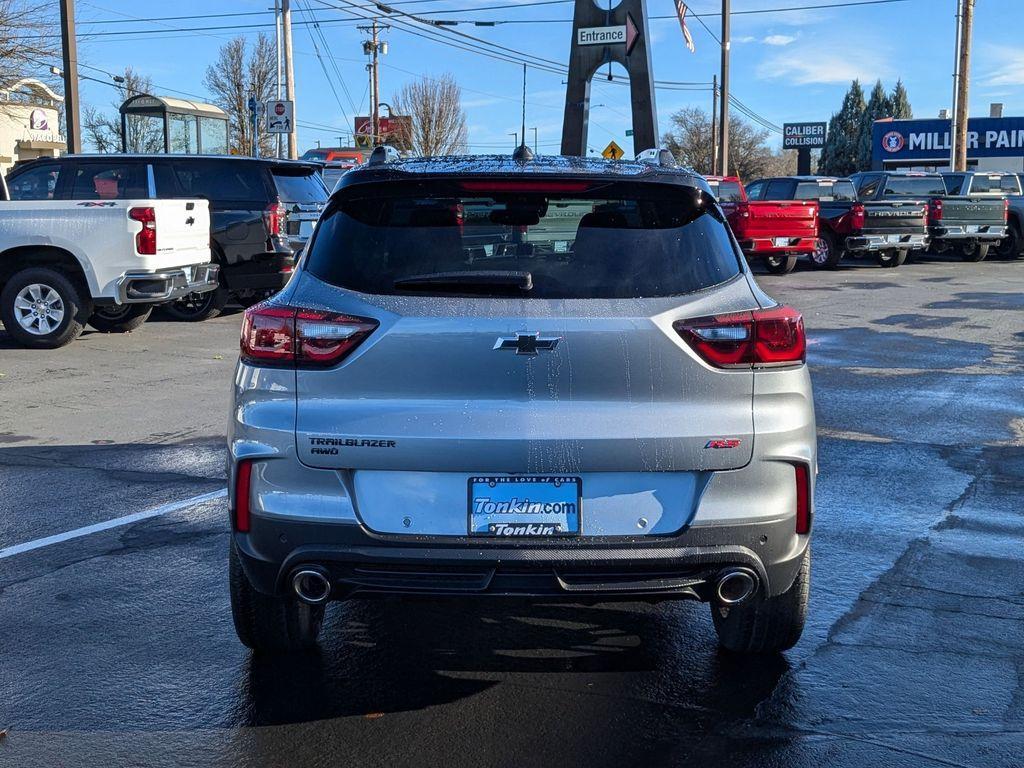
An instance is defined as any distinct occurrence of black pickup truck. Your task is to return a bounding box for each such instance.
[850,171,1007,262]
[747,175,927,268]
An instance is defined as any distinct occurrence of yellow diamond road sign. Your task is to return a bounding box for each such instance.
[602,141,625,160]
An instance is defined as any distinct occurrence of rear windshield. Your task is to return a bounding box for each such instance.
[706,181,744,202]
[882,176,947,197]
[796,180,857,201]
[304,181,742,299]
[968,174,1022,195]
[272,168,328,204]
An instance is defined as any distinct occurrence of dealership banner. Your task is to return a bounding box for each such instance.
[873,117,1024,162]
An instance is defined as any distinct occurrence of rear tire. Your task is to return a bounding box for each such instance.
[763,254,797,275]
[229,540,324,653]
[957,242,989,262]
[809,232,843,269]
[876,249,907,268]
[161,286,229,322]
[712,547,810,654]
[995,224,1021,260]
[88,304,152,333]
[0,267,91,349]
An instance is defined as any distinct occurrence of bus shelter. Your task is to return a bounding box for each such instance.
[119,94,229,154]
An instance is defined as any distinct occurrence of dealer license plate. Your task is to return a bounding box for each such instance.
[773,237,795,247]
[468,476,582,537]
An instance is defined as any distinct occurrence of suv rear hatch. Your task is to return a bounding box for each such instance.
[286,176,763,536]
[270,163,328,248]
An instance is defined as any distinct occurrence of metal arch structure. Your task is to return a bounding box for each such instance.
[560,0,658,157]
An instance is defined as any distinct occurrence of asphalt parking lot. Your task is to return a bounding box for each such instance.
[2,254,1023,767]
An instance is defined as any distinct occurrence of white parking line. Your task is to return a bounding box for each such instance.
[0,488,227,561]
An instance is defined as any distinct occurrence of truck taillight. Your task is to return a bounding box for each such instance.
[850,202,865,230]
[128,206,156,255]
[1005,198,1010,223]
[674,306,806,368]
[264,201,286,237]
[928,198,943,223]
[795,463,811,534]
[240,303,378,368]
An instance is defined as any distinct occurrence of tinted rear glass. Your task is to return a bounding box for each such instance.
[882,176,947,197]
[707,181,743,202]
[272,168,328,204]
[165,160,266,202]
[305,181,742,299]
[968,174,1021,194]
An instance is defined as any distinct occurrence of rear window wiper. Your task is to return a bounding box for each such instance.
[393,270,533,292]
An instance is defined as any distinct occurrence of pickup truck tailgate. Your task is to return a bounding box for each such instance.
[152,199,211,257]
[937,197,1007,225]
[863,201,927,232]
[728,200,818,244]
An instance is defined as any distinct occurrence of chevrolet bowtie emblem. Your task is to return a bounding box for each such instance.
[493,332,561,356]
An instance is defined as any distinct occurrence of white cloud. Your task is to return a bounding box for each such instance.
[981,47,1024,87]
[758,47,892,85]
[763,34,797,46]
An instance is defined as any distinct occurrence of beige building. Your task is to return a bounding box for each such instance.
[0,79,66,174]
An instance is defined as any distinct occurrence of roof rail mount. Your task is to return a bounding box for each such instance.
[368,145,401,165]
[635,148,677,167]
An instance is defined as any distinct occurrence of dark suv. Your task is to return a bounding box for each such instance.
[6,155,328,320]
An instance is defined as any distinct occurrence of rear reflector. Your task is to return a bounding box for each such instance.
[674,306,805,368]
[240,304,378,368]
[795,463,811,534]
[234,459,253,533]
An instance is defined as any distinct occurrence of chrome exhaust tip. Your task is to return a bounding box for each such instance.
[291,568,332,605]
[715,568,759,606]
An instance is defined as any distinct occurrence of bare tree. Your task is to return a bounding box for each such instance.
[0,1,59,86]
[82,67,163,153]
[391,74,468,157]
[661,106,795,181]
[204,33,276,156]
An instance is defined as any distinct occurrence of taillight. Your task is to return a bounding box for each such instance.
[849,202,865,230]
[240,303,378,368]
[795,463,811,534]
[674,306,805,368]
[128,206,156,255]
[736,201,750,218]
[264,201,286,237]
[1005,198,1010,223]
[234,459,252,533]
[928,198,943,223]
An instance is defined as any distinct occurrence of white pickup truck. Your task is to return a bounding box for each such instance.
[0,174,217,348]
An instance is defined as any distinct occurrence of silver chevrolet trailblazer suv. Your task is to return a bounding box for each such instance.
[227,147,817,655]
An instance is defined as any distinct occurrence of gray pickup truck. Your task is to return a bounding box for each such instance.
[851,171,1007,262]
[941,171,1022,259]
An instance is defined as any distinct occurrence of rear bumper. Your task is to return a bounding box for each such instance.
[221,253,295,292]
[929,224,1007,241]
[846,233,929,252]
[115,264,219,304]
[739,236,817,256]
[233,514,808,602]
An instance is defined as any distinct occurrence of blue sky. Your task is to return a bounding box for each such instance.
[72,0,1024,158]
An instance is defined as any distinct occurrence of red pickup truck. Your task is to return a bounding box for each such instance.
[704,176,819,274]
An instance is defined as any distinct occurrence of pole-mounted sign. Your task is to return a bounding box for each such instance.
[783,122,827,175]
[561,0,656,157]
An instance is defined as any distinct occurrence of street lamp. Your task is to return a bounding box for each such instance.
[509,132,518,149]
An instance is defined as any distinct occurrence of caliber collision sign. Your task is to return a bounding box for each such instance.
[783,122,827,149]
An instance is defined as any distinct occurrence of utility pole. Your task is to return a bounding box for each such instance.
[718,0,730,176]
[710,74,719,175]
[371,20,381,145]
[275,0,283,158]
[953,0,974,171]
[282,0,297,159]
[59,0,82,154]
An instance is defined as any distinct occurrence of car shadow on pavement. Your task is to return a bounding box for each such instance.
[234,597,791,728]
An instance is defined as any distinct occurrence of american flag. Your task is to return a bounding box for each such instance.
[675,0,696,53]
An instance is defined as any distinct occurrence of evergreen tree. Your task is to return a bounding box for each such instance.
[890,80,913,119]
[856,80,893,172]
[818,80,865,176]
